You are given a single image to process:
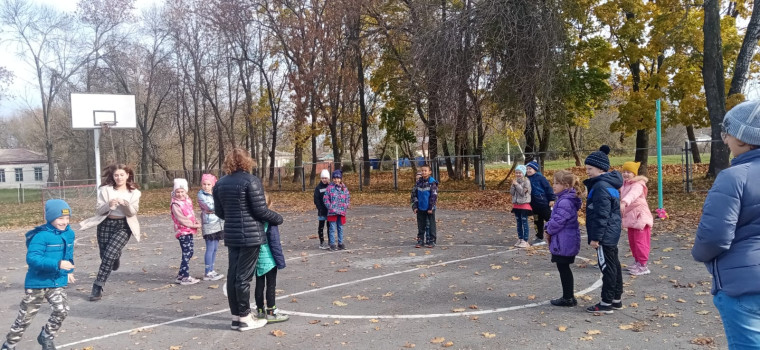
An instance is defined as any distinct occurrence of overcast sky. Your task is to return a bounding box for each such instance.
[0,0,158,118]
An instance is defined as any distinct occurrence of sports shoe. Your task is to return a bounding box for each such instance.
[513,240,522,247]
[179,276,200,285]
[319,242,329,250]
[517,240,530,248]
[204,271,225,281]
[266,307,290,323]
[625,261,641,271]
[2,341,15,350]
[630,264,650,276]
[338,243,346,250]
[238,314,267,331]
[415,241,423,248]
[531,239,546,246]
[426,243,435,248]
[329,244,338,251]
[112,257,120,271]
[174,277,183,284]
[611,301,624,310]
[89,284,103,302]
[254,308,266,319]
[37,327,55,350]
[586,303,614,314]
[230,316,240,330]
[550,297,577,307]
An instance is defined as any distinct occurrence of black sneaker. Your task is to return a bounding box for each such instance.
[426,243,435,248]
[329,245,338,251]
[611,301,623,310]
[338,243,346,250]
[550,297,577,307]
[37,328,55,350]
[2,341,15,350]
[230,320,240,330]
[586,303,614,314]
[415,241,422,248]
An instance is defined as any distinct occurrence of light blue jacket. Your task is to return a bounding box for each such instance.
[692,149,760,296]
[198,189,223,235]
[25,224,75,289]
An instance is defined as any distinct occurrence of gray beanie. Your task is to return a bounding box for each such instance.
[724,100,760,146]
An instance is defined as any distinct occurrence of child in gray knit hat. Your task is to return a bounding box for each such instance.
[692,100,760,347]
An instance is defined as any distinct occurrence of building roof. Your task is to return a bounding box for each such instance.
[0,149,47,165]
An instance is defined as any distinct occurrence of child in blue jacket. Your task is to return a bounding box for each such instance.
[411,164,439,248]
[2,200,75,350]
[254,194,289,323]
[692,100,760,348]
[526,161,556,246]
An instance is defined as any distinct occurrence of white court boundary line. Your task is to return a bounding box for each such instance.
[60,247,602,349]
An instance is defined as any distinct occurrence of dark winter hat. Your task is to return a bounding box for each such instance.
[332,170,342,179]
[45,199,71,224]
[526,161,540,172]
[584,145,611,171]
[723,100,760,146]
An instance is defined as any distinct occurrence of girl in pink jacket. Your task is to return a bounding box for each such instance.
[620,162,654,276]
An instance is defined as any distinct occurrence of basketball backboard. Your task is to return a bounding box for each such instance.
[70,93,137,129]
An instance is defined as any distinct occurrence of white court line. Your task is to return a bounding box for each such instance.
[60,247,603,349]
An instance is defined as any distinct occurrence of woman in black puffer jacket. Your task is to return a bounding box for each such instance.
[213,148,283,331]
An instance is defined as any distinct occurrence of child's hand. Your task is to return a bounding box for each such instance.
[119,198,129,206]
[590,240,599,249]
[68,274,76,284]
[427,209,433,214]
[549,201,555,207]
[59,261,75,270]
[109,199,119,208]
[414,209,418,214]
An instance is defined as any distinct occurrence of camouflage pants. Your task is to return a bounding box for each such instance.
[4,288,68,346]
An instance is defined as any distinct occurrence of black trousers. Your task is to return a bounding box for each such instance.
[532,203,552,240]
[556,263,574,299]
[598,245,623,303]
[318,220,326,243]
[416,210,437,244]
[227,245,260,317]
[255,268,278,310]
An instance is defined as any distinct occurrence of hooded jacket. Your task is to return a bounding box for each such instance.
[324,182,351,217]
[412,176,439,211]
[313,182,330,217]
[510,177,532,204]
[25,224,75,289]
[212,170,283,247]
[198,189,224,235]
[545,189,582,257]
[621,176,654,230]
[583,171,624,246]
[692,149,760,296]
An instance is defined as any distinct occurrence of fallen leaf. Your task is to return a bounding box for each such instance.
[188,295,203,300]
[333,301,347,307]
[369,319,379,323]
[309,320,321,324]
[137,288,147,292]
[430,337,445,344]
[357,295,369,301]
[558,325,567,332]
[691,337,714,345]
[586,330,601,335]
[674,266,682,271]
[468,305,478,309]
[527,295,536,300]
[630,302,639,308]
[696,310,711,315]
[663,247,674,252]
[451,308,466,313]
[208,285,218,289]
[402,342,415,348]
[454,291,465,295]
[337,268,348,272]
[619,324,634,330]
[482,332,496,338]
[677,298,686,303]
[507,293,517,297]
[373,264,382,269]
[443,341,454,347]
[672,323,680,327]
[579,336,593,341]
[271,329,286,337]
[511,276,521,281]
[170,346,182,350]
[491,265,502,270]
[383,292,394,297]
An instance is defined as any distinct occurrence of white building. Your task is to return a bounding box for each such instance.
[0,149,50,189]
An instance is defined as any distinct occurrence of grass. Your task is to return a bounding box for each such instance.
[486,153,711,171]
[0,188,42,204]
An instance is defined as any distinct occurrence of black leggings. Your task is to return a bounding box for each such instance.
[255,268,278,310]
[556,263,574,299]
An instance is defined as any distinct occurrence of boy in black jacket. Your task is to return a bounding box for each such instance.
[314,169,331,249]
[583,145,624,314]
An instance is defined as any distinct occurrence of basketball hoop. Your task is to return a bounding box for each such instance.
[99,121,117,133]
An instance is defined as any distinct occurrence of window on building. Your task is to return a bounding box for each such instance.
[34,167,43,181]
[15,168,23,182]
[0,169,5,182]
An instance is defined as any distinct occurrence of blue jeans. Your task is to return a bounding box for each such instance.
[515,212,530,241]
[205,239,219,274]
[328,220,344,245]
[714,291,760,349]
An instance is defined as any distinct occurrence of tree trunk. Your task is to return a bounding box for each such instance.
[686,125,703,164]
[728,0,760,97]
[568,125,582,166]
[442,138,455,179]
[356,25,371,186]
[522,93,537,163]
[703,0,731,177]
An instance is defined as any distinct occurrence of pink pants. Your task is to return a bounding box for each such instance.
[628,226,651,266]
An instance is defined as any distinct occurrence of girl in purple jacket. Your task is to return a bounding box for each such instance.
[545,170,584,307]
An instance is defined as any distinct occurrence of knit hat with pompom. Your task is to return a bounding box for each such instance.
[585,145,611,171]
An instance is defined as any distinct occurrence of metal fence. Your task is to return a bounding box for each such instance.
[682,140,720,193]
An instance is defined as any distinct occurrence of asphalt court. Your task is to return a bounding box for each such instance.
[0,206,726,349]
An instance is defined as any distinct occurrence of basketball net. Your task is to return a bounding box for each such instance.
[99,121,118,163]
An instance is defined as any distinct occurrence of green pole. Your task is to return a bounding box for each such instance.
[656,99,664,210]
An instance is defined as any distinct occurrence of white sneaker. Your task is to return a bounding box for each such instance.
[517,240,530,248]
[531,239,547,246]
[204,271,225,281]
[238,314,267,331]
[179,276,200,285]
[174,277,183,284]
